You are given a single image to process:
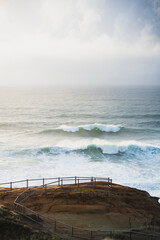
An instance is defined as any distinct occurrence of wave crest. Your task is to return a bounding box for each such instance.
[56,123,121,133]
[1,141,159,158]
[83,143,160,155]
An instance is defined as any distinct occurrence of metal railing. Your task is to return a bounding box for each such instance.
[1,176,159,240]
[0,176,112,191]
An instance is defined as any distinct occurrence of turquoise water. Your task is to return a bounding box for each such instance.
[0,86,159,197]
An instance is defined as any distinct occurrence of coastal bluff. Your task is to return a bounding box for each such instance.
[0,181,160,232]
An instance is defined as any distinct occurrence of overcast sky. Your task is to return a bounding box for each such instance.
[0,0,160,86]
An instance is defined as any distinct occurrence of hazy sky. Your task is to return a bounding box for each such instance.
[0,0,160,86]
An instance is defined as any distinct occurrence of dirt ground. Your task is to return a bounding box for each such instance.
[0,182,160,231]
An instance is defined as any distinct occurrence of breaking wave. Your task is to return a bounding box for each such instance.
[1,141,160,158]
[82,142,160,155]
[39,124,122,134]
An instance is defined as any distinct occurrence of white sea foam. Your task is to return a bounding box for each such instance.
[0,142,159,197]
[92,140,160,154]
[0,148,159,197]
[57,123,121,133]
[0,140,159,158]
[54,139,160,155]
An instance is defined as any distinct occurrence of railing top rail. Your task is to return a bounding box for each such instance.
[45,180,59,186]
[0,176,112,186]
[45,177,112,187]
[12,180,27,184]
[0,182,11,185]
[129,231,160,237]
[0,179,41,185]
[14,188,31,202]
[27,177,57,181]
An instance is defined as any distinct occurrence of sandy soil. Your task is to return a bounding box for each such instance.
[0,182,160,230]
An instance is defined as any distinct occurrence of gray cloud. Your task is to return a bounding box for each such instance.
[0,0,160,86]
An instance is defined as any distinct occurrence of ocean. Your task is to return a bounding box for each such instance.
[0,86,160,197]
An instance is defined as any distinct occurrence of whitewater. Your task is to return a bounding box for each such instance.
[0,86,159,197]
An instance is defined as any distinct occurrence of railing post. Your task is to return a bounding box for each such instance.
[61,179,63,188]
[129,231,132,240]
[58,177,60,186]
[90,230,93,239]
[26,179,28,188]
[71,227,74,236]
[10,182,12,190]
[75,176,77,185]
[43,178,45,187]
[91,176,93,182]
[110,179,112,187]
[94,178,96,188]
